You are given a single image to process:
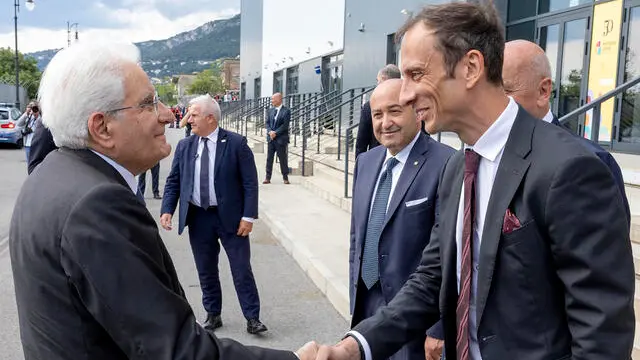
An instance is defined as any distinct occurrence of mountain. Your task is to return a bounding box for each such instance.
[26,14,240,78]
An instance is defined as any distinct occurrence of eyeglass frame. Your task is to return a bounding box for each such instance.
[104,95,160,117]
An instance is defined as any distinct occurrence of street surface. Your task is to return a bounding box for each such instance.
[0,128,348,359]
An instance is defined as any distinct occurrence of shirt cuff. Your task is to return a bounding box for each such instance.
[346,331,372,360]
[241,217,255,223]
[293,352,300,359]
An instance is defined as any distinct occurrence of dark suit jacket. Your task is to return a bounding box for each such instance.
[355,101,379,157]
[353,108,634,360]
[551,116,631,225]
[162,128,259,235]
[266,106,290,145]
[350,133,454,346]
[10,148,294,360]
[27,118,57,174]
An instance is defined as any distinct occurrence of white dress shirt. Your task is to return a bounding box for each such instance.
[190,128,254,223]
[349,97,519,360]
[90,150,137,194]
[369,131,420,216]
[273,105,282,122]
[542,109,554,123]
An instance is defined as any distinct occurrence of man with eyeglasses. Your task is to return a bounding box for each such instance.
[10,41,317,360]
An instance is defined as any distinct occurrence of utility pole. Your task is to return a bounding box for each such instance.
[67,21,79,47]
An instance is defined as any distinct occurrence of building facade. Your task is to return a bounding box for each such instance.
[240,0,640,154]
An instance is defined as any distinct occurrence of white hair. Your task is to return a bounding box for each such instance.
[189,94,222,121]
[38,41,141,149]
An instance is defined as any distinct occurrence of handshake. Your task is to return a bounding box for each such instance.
[295,337,360,360]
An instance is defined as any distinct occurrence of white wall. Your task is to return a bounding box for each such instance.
[260,0,345,97]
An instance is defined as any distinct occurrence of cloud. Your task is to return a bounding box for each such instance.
[0,0,239,53]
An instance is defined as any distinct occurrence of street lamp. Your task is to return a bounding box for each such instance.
[67,22,79,47]
[13,0,36,110]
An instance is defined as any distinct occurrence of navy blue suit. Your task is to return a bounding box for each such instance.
[349,133,455,359]
[551,117,630,225]
[265,106,290,180]
[161,128,261,319]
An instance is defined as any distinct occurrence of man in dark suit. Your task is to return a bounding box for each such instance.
[161,94,268,335]
[502,39,631,225]
[11,42,313,360]
[355,64,401,158]
[350,78,454,360]
[27,117,57,174]
[264,92,290,184]
[315,3,634,360]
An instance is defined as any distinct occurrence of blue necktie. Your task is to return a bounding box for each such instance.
[200,138,210,208]
[361,157,400,289]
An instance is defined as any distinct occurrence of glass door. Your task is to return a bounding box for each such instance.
[613,0,640,153]
[537,9,591,134]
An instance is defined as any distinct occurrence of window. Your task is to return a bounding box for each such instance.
[506,21,536,42]
[508,0,536,21]
[538,0,592,15]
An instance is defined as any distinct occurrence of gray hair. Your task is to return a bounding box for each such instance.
[189,94,222,121]
[378,64,401,81]
[38,41,141,149]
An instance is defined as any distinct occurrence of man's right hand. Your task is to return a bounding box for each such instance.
[160,213,173,231]
[295,341,319,360]
[315,337,361,360]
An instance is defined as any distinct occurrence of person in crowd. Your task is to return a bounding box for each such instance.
[502,39,630,225]
[313,2,634,360]
[27,114,57,175]
[161,94,268,335]
[350,78,454,360]
[16,102,41,164]
[355,65,401,158]
[263,92,291,184]
[10,40,316,360]
[138,162,162,199]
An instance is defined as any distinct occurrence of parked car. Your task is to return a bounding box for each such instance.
[0,107,24,148]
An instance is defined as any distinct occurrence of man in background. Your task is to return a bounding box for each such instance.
[263,92,290,184]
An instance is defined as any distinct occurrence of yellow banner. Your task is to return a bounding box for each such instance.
[585,0,623,142]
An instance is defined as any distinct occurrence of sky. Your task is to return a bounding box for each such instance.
[0,0,240,53]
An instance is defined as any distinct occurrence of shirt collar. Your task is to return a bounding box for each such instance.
[466,97,519,163]
[275,105,282,111]
[384,131,420,166]
[201,127,219,143]
[542,109,554,123]
[90,150,137,194]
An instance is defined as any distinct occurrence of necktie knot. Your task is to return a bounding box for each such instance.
[385,157,400,173]
[465,149,481,175]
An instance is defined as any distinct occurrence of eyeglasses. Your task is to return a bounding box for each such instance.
[105,96,159,117]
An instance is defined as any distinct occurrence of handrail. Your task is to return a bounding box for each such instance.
[559,75,640,144]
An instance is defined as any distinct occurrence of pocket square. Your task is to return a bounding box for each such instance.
[405,197,429,207]
[502,209,521,234]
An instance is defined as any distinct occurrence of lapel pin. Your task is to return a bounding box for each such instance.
[413,161,419,166]
[221,139,227,143]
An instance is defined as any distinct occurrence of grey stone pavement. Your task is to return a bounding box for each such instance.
[0,129,348,360]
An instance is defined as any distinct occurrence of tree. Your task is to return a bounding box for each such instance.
[187,65,225,96]
[156,80,177,106]
[0,47,43,101]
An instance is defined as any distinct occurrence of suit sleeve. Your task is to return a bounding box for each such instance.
[274,109,290,137]
[239,137,259,219]
[160,141,183,216]
[27,120,57,175]
[601,152,631,227]
[266,111,273,133]
[545,155,634,360]
[348,156,360,313]
[352,159,446,359]
[60,185,296,360]
[355,102,372,158]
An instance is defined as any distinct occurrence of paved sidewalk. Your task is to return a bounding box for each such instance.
[250,142,352,320]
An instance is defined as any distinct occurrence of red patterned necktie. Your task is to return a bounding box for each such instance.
[457,149,481,360]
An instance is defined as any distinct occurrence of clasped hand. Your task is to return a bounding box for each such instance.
[295,337,360,360]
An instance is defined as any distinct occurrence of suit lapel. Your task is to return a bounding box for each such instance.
[441,153,464,306]
[356,148,386,248]
[214,128,228,178]
[384,134,428,226]
[186,135,199,194]
[476,108,534,326]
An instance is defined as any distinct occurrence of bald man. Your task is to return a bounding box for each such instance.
[349,79,455,360]
[264,92,291,184]
[503,39,630,225]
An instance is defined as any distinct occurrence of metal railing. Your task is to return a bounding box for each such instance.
[559,75,640,147]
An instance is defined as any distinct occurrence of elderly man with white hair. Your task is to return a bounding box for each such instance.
[161,94,268,336]
[9,41,316,360]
